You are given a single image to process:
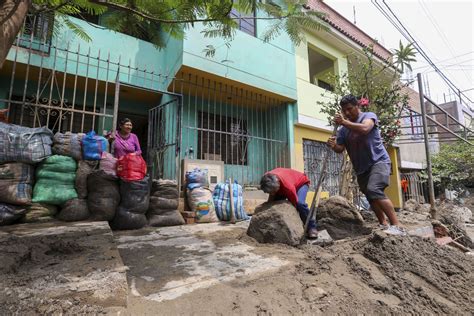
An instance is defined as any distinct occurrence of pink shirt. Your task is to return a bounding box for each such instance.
[113,132,142,158]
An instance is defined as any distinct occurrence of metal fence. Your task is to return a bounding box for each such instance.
[303,139,343,195]
[401,172,427,205]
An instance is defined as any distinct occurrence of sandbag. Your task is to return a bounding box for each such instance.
[0,122,53,164]
[21,203,58,223]
[82,131,107,160]
[100,152,117,177]
[149,196,179,210]
[117,153,147,181]
[148,209,184,227]
[32,155,77,205]
[0,163,34,205]
[213,181,250,221]
[110,207,148,230]
[87,170,120,221]
[0,203,27,226]
[52,132,84,160]
[185,168,209,190]
[119,176,150,214]
[57,198,90,222]
[186,187,218,223]
[151,179,179,199]
[75,160,99,198]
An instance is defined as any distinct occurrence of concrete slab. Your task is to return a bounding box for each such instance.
[114,221,289,304]
[0,221,128,314]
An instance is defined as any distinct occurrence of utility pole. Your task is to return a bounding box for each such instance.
[417,73,437,219]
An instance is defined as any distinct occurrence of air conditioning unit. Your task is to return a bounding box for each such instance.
[181,159,224,190]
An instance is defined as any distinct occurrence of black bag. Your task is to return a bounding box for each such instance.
[58,198,89,222]
[0,203,27,226]
[119,176,150,214]
[110,207,148,230]
[87,171,120,221]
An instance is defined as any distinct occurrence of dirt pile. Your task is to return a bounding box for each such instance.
[247,201,304,246]
[437,201,473,248]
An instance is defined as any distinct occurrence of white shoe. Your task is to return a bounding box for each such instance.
[383,225,407,236]
[378,224,389,230]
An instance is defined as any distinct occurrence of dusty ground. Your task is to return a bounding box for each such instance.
[1,208,472,315]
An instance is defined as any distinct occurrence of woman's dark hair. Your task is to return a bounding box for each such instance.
[118,118,132,128]
[339,94,358,107]
[260,173,280,193]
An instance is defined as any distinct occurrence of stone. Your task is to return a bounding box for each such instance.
[247,200,304,246]
[303,286,327,302]
[307,229,333,246]
[318,196,364,224]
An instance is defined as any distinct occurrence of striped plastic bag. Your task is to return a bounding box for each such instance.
[213,181,249,221]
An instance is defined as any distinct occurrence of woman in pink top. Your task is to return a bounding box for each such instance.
[109,118,142,158]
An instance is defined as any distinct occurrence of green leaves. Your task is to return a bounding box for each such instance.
[393,41,416,72]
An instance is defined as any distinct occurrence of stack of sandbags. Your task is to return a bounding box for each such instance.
[147,179,184,227]
[0,122,53,164]
[57,198,90,222]
[52,132,84,161]
[0,163,35,205]
[32,155,78,205]
[185,168,218,223]
[87,170,120,221]
[21,203,58,223]
[111,176,150,230]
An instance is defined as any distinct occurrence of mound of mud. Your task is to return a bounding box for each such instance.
[318,196,364,224]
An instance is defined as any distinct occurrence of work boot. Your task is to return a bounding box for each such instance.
[307,227,318,239]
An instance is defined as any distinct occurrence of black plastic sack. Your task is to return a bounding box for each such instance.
[87,171,120,221]
[119,176,150,214]
[110,207,147,230]
[147,209,184,227]
[149,196,179,210]
[151,179,179,199]
[57,198,89,222]
[0,203,27,226]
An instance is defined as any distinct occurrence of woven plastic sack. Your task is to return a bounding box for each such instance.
[0,162,34,205]
[0,203,27,226]
[100,152,117,177]
[21,203,58,223]
[52,132,84,161]
[186,187,218,223]
[0,122,53,164]
[32,155,77,205]
[185,168,209,190]
[213,181,249,221]
[82,131,107,160]
[117,153,147,182]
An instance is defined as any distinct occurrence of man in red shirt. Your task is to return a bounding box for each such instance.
[260,168,318,238]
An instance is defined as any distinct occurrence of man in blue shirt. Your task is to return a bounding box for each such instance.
[328,94,405,235]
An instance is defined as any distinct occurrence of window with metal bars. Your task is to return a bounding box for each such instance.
[230,8,256,37]
[197,111,248,165]
[303,139,343,196]
[17,12,54,53]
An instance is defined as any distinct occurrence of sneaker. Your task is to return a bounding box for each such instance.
[383,225,407,236]
[378,224,389,230]
[307,228,319,239]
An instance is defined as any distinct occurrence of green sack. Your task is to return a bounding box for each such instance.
[32,181,77,205]
[36,169,76,183]
[40,155,77,173]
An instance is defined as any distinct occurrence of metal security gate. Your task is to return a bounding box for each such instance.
[303,139,343,195]
[401,172,427,204]
[147,96,182,181]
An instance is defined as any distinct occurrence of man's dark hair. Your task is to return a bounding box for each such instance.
[340,94,358,107]
[260,173,280,193]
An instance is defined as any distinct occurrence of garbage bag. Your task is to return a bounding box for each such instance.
[87,170,120,221]
[0,122,53,164]
[185,168,209,190]
[119,176,150,214]
[110,207,147,230]
[147,209,184,227]
[75,160,99,198]
[117,153,147,182]
[213,181,249,221]
[57,198,90,222]
[52,132,84,161]
[32,155,77,205]
[0,203,27,226]
[21,203,57,223]
[149,196,179,210]
[100,152,117,177]
[186,187,218,223]
[0,162,34,205]
[151,179,179,199]
[82,131,107,160]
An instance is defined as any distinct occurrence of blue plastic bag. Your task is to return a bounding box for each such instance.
[82,131,107,160]
[185,168,209,189]
[213,180,249,221]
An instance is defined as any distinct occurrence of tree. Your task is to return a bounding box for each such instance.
[0,0,328,67]
[429,142,474,192]
[317,44,415,200]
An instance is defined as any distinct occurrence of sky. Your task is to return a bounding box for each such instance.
[325,0,474,107]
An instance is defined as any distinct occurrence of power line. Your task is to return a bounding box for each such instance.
[373,0,474,107]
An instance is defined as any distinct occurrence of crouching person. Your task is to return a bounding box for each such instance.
[260,168,318,239]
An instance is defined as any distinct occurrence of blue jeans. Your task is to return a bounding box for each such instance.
[296,185,316,230]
